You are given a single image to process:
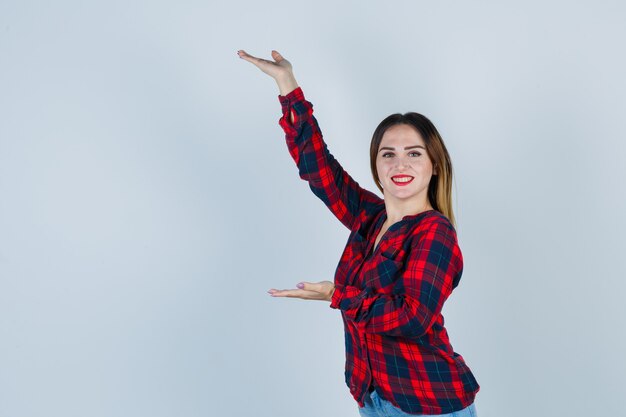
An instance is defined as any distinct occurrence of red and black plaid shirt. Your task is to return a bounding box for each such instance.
[277,87,480,415]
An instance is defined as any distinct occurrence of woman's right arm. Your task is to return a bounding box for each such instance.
[277,86,381,230]
[238,49,382,230]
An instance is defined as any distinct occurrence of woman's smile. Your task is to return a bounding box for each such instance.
[391,175,414,186]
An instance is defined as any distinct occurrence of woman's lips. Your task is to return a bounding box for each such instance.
[391,176,414,186]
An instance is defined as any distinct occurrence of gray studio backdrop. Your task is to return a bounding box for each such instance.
[1,1,625,416]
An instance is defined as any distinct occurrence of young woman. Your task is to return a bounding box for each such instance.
[238,49,480,417]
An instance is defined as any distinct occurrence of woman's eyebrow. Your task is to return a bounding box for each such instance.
[379,145,425,152]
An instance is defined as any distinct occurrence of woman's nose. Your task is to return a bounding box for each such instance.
[395,156,411,168]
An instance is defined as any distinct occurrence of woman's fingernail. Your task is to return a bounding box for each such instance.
[296,283,304,289]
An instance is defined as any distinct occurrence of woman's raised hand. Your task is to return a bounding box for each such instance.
[237,49,292,79]
[268,280,335,302]
[238,49,299,96]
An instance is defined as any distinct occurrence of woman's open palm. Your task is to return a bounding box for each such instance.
[268,281,335,302]
[237,49,293,80]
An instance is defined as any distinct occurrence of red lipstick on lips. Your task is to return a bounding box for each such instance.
[391,175,414,186]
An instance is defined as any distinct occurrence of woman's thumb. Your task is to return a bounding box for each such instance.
[297,281,317,291]
[271,50,284,61]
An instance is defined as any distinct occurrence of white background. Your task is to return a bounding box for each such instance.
[1,1,625,416]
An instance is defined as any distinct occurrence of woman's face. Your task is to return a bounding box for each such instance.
[376,124,435,204]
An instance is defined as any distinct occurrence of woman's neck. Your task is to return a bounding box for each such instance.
[383,198,433,224]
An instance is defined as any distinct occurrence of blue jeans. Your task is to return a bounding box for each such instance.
[358,390,478,417]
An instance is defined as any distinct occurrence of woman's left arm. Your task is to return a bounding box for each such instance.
[329,218,464,338]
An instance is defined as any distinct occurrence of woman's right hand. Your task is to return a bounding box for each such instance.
[237,49,299,96]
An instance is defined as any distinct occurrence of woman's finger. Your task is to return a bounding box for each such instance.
[269,288,313,297]
[268,288,323,299]
[237,50,264,65]
[238,50,277,66]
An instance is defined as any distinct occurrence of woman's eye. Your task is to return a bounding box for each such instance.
[382,152,421,158]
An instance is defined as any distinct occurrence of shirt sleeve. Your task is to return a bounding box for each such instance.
[329,217,464,338]
[278,87,382,231]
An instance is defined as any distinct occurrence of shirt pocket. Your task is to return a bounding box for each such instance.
[364,249,405,292]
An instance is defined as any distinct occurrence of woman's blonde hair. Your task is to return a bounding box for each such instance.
[369,113,457,228]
